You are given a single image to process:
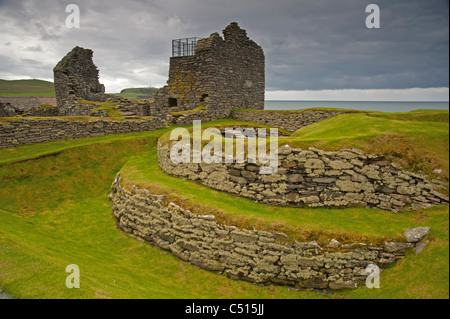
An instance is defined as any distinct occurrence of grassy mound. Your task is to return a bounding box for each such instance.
[287,110,449,187]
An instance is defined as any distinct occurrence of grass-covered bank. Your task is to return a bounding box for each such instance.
[287,111,449,190]
[0,79,55,96]
[0,109,448,299]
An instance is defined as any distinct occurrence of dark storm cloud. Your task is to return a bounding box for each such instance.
[0,0,448,92]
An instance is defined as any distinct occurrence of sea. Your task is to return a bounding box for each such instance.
[264,100,449,112]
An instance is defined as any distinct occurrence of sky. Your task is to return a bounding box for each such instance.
[0,0,448,100]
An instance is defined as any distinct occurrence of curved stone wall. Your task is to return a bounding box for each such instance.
[0,117,167,148]
[158,142,448,212]
[110,175,429,290]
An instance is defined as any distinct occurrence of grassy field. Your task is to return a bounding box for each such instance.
[0,79,157,99]
[0,79,55,96]
[0,110,448,299]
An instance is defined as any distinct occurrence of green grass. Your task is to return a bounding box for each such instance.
[0,134,319,299]
[0,111,448,299]
[121,148,448,243]
[170,105,206,116]
[0,79,55,96]
[290,111,449,141]
[0,129,175,165]
[163,110,449,185]
[75,99,123,118]
[286,110,449,183]
[91,103,122,118]
[368,109,449,123]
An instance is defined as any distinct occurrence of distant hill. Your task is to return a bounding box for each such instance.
[114,87,158,99]
[0,79,160,99]
[0,79,55,96]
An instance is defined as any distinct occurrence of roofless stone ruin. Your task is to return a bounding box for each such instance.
[53,46,106,116]
[151,22,265,118]
[53,22,265,120]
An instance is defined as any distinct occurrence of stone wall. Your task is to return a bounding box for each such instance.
[19,104,58,117]
[0,117,167,148]
[158,143,449,212]
[0,98,58,117]
[169,108,233,127]
[152,22,264,119]
[231,109,343,132]
[110,175,429,290]
[53,46,106,116]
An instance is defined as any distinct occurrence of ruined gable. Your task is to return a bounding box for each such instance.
[152,22,265,119]
[53,46,106,116]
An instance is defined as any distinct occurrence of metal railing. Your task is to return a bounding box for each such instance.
[172,37,200,57]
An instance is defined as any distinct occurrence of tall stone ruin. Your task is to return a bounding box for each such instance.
[53,46,106,116]
[152,22,265,119]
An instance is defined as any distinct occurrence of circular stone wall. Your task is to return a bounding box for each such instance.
[157,140,449,212]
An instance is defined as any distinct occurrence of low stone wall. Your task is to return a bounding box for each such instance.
[169,108,232,127]
[21,105,59,117]
[110,175,429,290]
[0,117,167,148]
[0,96,57,110]
[158,143,448,212]
[0,100,58,117]
[231,109,342,132]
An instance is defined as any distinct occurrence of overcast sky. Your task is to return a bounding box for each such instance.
[0,0,448,100]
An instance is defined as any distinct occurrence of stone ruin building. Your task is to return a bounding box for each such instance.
[52,22,265,120]
[152,22,265,118]
[53,46,107,116]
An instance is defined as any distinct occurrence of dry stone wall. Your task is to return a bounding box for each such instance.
[110,175,429,290]
[0,97,57,110]
[0,99,58,117]
[168,109,233,127]
[231,109,343,132]
[0,117,167,148]
[158,143,449,212]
